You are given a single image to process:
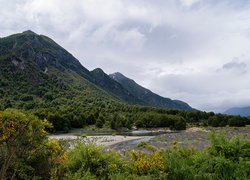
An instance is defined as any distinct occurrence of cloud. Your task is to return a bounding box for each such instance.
[1,0,250,112]
[179,0,201,7]
[222,60,247,71]
[215,57,248,75]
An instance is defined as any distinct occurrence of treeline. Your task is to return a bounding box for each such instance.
[1,94,249,132]
[31,104,250,132]
[1,109,249,179]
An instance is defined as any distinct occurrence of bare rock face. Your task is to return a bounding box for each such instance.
[11,57,25,70]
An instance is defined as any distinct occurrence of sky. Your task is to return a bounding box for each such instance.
[1,0,250,112]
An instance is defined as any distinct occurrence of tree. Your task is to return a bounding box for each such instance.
[228,116,246,127]
[0,109,50,179]
[173,117,186,130]
[94,113,105,128]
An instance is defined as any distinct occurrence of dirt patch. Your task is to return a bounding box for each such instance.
[186,127,209,133]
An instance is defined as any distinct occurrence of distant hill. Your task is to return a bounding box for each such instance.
[224,106,250,117]
[109,72,192,110]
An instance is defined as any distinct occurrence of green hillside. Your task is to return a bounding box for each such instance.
[0,31,125,131]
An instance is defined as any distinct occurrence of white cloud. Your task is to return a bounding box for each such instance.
[1,0,250,112]
[179,0,201,7]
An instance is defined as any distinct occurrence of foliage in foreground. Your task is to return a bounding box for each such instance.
[0,109,249,179]
[0,109,65,179]
[62,132,250,180]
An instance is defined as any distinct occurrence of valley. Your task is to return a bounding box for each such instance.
[48,126,250,151]
[0,31,249,179]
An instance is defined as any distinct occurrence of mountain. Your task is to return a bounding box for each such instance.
[109,72,192,110]
[0,30,92,79]
[224,106,250,117]
[90,68,143,104]
[0,30,120,110]
[0,30,192,110]
[0,30,195,131]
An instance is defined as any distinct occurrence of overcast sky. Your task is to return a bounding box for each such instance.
[1,0,250,112]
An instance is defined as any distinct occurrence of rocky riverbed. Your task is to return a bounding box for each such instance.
[49,126,250,151]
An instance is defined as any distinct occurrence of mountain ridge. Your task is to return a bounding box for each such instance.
[109,72,192,110]
[90,68,144,104]
[224,106,250,117]
[0,30,192,111]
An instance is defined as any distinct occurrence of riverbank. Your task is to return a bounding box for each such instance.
[48,134,145,146]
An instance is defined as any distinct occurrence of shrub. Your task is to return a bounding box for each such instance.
[80,133,87,138]
[137,141,155,150]
[208,132,250,162]
[109,173,157,180]
[129,150,164,175]
[64,143,129,178]
[0,109,52,179]
[162,147,196,180]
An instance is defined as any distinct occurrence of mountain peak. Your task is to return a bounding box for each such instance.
[109,72,127,80]
[0,30,91,79]
[22,30,37,35]
[92,68,105,74]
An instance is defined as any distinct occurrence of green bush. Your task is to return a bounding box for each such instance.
[109,173,158,180]
[161,132,250,180]
[137,141,155,150]
[64,143,129,178]
[163,147,196,180]
[80,133,87,138]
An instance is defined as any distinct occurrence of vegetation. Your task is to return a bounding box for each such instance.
[0,109,249,179]
[0,109,60,179]
[137,141,155,150]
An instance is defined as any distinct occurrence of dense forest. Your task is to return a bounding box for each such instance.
[1,90,249,132]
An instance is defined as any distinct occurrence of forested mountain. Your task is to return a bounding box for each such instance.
[0,30,192,110]
[0,30,118,107]
[109,72,192,110]
[90,68,143,104]
[224,106,250,117]
[0,30,203,131]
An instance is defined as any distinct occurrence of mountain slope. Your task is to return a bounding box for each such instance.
[0,31,122,111]
[224,106,250,117]
[1,30,146,106]
[90,68,144,104]
[0,30,92,80]
[0,30,193,110]
[109,72,192,110]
